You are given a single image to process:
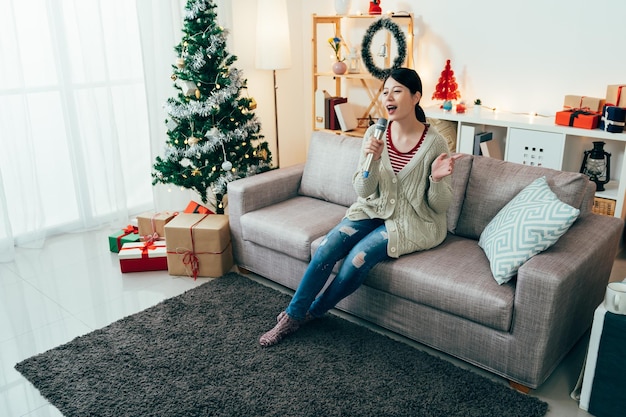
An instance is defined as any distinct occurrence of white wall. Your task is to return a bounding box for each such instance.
[225,0,626,167]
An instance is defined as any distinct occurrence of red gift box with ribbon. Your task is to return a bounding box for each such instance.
[118,240,168,273]
[108,225,141,253]
[137,211,178,241]
[555,109,601,129]
[183,201,213,215]
[164,213,233,279]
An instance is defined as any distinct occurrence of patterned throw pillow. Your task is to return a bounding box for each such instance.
[478,176,580,285]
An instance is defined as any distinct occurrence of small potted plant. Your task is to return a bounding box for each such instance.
[328,37,347,75]
[474,99,482,115]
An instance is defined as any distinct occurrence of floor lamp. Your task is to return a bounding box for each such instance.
[255,0,291,168]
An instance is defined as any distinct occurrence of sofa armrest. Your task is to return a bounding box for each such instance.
[227,163,304,216]
[511,214,623,384]
[227,163,305,266]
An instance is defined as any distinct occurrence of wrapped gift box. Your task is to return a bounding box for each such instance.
[137,211,178,240]
[563,95,605,112]
[108,225,141,253]
[605,84,626,107]
[599,105,626,133]
[555,110,600,130]
[118,240,168,273]
[183,200,213,214]
[164,213,233,279]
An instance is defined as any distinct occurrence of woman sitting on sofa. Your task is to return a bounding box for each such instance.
[259,68,462,347]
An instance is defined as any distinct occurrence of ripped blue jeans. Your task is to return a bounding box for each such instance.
[285,217,391,321]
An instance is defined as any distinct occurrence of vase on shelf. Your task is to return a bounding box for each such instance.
[334,0,351,15]
[332,61,347,75]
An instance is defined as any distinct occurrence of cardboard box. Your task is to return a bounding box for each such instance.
[118,241,168,273]
[164,213,233,279]
[563,95,605,112]
[108,225,141,253]
[605,84,626,107]
[137,211,178,240]
[555,110,600,130]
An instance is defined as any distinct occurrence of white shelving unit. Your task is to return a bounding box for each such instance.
[424,106,626,219]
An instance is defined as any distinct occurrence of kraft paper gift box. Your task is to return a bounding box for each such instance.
[108,225,141,253]
[599,105,626,133]
[555,109,600,130]
[563,95,606,112]
[605,84,626,107]
[118,240,168,273]
[137,211,178,240]
[164,213,233,279]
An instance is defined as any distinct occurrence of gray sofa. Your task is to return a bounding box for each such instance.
[227,130,623,389]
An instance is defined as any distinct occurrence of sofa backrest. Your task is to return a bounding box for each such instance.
[449,155,595,240]
[299,131,360,207]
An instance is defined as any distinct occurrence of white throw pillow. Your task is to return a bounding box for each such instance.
[479,176,580,285]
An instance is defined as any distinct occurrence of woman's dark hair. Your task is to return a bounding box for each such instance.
[385,68,427,123]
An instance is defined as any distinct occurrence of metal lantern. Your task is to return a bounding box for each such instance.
[580,141,611,191]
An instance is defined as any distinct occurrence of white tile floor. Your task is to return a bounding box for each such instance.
[1,227,623,416]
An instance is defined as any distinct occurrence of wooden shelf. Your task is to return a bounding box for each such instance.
[311,13,414,133]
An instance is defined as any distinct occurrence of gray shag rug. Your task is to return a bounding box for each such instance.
[16,273,548,417]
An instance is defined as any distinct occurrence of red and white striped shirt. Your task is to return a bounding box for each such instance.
[386,121,428,173]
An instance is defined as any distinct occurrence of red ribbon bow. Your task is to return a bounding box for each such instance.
[117,225,139,250]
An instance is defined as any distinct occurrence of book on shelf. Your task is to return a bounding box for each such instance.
[473,131,492,156]
[325,96,347,130]
[315,89,331,129]
[334,102,358,131]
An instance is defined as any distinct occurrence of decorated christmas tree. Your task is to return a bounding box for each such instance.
[152,0,272,214]
[432,59,461,102]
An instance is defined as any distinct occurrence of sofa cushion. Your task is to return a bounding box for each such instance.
[240,196,346,261]
[455,157,589,240]
[363,234,515,331]
[299,131,360,207]
[479,176,580,284]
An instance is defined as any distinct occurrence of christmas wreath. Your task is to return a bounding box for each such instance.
[360,18,407,80]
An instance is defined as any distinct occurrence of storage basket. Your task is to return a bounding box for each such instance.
[592,197,616,216]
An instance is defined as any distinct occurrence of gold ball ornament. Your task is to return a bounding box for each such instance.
[248,97,257,110]
[195,89,201,99]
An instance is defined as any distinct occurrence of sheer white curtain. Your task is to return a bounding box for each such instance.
[0,0,155,262]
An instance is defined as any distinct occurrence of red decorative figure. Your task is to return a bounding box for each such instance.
[432,59,461,103]
[369,1,382,15]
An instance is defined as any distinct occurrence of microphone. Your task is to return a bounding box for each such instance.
[363,118,388,178]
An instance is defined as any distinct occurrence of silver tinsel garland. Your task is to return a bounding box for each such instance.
[185,0,211,20]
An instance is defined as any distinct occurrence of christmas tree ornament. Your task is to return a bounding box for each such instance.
[195,89,201,99]
[221,161,232,171]
[176,79,198,96]
[191,168,201,176]
[176,58,185,68]
[205,126,219,138]
[171,74,177,81]
[249,97,257,110]
[188,136,200,145]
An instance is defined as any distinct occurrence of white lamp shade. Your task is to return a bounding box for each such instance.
[255,0,292,70]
